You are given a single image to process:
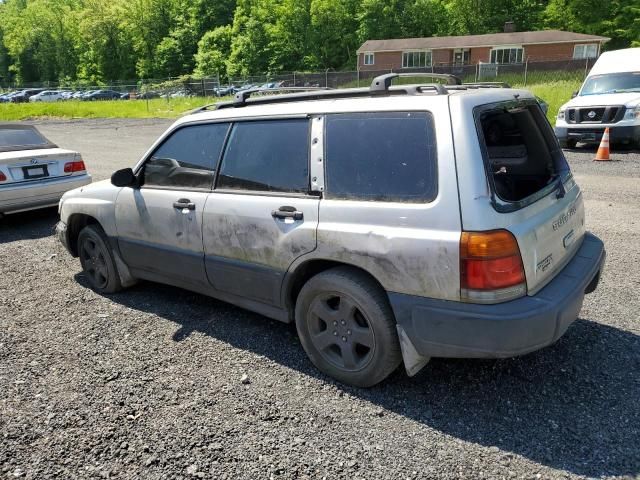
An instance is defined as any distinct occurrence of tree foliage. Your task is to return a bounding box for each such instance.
[0,0,636,84]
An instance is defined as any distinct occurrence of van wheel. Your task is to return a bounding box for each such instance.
[295,267,401,387]
[77,225,122,294]
[560,138,577,149]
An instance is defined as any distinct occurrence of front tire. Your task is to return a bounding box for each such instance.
[77,225,123,294]
[295,267,402,387]
[560,138,577,149]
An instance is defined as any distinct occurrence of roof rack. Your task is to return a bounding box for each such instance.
[195,72,508,111]
[370,72,461,91]
[457,81,511,89]
[188,87,332,114]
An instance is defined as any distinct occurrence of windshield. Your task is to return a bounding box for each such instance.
[581,72,640,95]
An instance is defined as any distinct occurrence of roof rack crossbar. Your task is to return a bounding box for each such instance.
[370,72,462,92]
[233,86,332,106]
[461,81,511,88]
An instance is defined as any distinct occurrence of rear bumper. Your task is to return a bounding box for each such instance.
[0,174,91,214]
[389,232,605,358]
[554,125,640,145]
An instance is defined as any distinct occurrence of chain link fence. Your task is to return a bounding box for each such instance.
[0,58,595,100]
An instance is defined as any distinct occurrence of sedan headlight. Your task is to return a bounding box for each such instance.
[624,105,640,120]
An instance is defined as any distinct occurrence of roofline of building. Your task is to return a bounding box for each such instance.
[356,36,611,54]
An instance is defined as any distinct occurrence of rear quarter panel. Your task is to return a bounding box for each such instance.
[296,99,462,301]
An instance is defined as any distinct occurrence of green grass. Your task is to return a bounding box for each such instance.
[0,97,226,121]
[0,76,581,124]
[526,80,582,123]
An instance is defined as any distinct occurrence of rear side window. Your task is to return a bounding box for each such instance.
[143,123,229,189]
[477,102,569,206]
[325,112,437,202]
[217,119,310,193]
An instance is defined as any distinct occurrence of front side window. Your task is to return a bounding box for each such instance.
[217,119,310,193]
[490,47,523,64]
[325,112,437,202]
[402,51,432,68]
[364,53,375,65]
[142,123,229,189]
[573,44,598,59]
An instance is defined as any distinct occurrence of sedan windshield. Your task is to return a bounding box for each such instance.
[581,72,640,95]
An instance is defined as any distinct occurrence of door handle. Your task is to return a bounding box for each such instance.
[271,206,303,221]
[173,198,196,210]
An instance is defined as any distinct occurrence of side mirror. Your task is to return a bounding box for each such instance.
[111,168,137,187]
[571,90,578,98]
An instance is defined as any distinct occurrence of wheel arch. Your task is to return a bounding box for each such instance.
[282,258,393,322]
[66,213,102,257]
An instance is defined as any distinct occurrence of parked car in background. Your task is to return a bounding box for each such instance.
[0,91,18,103]
[11,89,45,103]
[56,74,605,387]
[555,47,640,148]
[29,90,64,102]
[82,90,122,101]
[138,91,160,100]
[0,124,91,218]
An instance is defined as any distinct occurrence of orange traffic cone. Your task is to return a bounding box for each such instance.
[594,128,611,161]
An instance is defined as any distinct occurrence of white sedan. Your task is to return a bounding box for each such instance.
[29,90,64,102]
[0,124,91,217]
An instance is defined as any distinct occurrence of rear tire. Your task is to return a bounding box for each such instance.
[295,267,401,387]
[77,225,123,294]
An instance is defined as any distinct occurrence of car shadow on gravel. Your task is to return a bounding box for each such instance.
[0,207,58,243]
[96,280,639,478]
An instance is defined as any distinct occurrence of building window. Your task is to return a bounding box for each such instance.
[454,49,470,65]
[363,53,375,66]
[490,47,523,64]
[573,44,598,59]
[402,51,432,68]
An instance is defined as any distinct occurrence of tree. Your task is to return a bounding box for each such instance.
[194,25,232,78]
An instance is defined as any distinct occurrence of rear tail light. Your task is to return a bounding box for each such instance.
[0,171,6,182]
[64,160,86,173]
[460,230,526,303]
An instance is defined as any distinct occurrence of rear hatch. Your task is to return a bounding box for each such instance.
[475,98,585,295]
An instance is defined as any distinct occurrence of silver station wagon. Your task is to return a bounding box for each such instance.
[0,124,91,218]
[57,74,605,387]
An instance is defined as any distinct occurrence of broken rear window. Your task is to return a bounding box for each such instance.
[476,101,570,209]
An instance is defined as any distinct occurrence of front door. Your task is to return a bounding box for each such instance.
[203,118,319,306]
[115,122,230,287]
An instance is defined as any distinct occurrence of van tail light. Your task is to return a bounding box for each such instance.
[0,171,6,182]
[64,160,86,173]
[460,230,526,303]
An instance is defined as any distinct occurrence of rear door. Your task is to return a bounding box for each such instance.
[115,122,229,288]
[203,118,319,307]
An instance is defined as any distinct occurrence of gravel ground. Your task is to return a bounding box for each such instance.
[1,119,639,480]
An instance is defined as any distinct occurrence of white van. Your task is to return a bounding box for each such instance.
[555,47,640,148]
